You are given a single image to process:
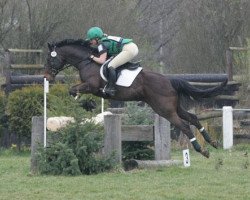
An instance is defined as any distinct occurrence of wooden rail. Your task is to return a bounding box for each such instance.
[10,64,43,69]
[8,49,43,53]
[103,114,171,163]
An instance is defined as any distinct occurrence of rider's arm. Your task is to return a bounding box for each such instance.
[90,43,107,64]
[91,52,107,64]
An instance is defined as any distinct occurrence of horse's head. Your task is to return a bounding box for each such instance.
[44,43,67,81]
[44,39,95,81]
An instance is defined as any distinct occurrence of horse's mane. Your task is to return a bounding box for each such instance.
[54,39,89,48]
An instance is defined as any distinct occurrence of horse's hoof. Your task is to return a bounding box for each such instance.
[210,140,219,149]
[201,149,210,158]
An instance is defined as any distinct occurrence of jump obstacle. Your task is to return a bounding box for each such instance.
[30,114,182,173]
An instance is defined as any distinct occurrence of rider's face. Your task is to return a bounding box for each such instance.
[90,38,98,46]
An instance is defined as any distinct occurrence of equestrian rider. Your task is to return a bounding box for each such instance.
[86,27,139,96]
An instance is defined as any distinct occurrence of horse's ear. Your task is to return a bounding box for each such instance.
[48,43,52,51]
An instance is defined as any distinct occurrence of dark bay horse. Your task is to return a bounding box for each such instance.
[44,39,228,158]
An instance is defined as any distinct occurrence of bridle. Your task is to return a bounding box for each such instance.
[47,46,91,77]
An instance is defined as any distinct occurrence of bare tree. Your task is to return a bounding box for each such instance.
[136,0,250,73]
[23,0,73,49]
[1,0,249,73]
[0,0,17,49]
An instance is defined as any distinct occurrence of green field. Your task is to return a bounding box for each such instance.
[0,145,249,200]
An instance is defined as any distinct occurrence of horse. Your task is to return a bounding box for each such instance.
[44,39,228,158]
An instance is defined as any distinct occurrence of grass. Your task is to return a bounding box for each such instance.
[0,145,249,200]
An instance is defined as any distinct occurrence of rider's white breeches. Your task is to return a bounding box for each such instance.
[108,42,139,68]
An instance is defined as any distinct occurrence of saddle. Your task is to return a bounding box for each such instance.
[99,58,143,87]
[102,60,141,80]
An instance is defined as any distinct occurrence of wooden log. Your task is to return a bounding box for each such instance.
[123,159,182,171]
[189,81,241,93]
[197,111,250,120]
[229,47,249,51]
[8,48,43,53]
[10,64,43,69]
[10,75,65,84]
[121,125,153,141]
[167,74,228,82]
[234,134,250,145]
[107,107,126,114]
[240,119,250,126]
[189,81,239,87]
[214,95,239,101]
[234,112,250,120]
[198,111,222,120]
[47,117,75,132]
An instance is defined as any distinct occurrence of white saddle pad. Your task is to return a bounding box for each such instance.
[100,65,142,87]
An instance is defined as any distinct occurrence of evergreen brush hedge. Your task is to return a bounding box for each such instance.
[37,122,116,175]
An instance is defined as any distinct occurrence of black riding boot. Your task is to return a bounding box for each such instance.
[105,67,117,96]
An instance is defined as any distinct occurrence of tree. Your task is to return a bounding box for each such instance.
[0,0,17,49]
[136,0,250,73]
[0,0,249,72]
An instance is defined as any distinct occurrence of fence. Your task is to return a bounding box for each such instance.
[2,49,44,93]
[221,106,250,149]
[31,114,182,172]
[103,114,171,163]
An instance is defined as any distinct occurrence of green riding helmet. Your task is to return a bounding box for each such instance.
[86,27,104,40]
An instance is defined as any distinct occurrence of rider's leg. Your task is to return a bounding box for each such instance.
[105,67,117,96]
[105,43,139,96]
[108,43,139,68]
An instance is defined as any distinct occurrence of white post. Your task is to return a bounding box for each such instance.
[223,106,233,149]
[101,98,104,113]
[44,78,49,147]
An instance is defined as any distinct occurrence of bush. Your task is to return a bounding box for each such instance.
[7,86,43,147]
[0,91,7,142]
[6,83,105,148]
[0,91,7,125]
[37,122,115,175]
[37,142,81,176]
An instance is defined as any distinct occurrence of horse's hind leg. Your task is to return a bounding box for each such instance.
[155,109,210,158]
[177,106,218,148]
[146,94,209,157]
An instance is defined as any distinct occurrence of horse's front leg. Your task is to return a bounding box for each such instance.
[69,82,92,97]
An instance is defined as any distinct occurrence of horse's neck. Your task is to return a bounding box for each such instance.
[61,45,101,81]
[78,62,101,80]
[63,46,87,61]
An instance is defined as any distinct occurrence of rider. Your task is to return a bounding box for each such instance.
[86,26,139,96]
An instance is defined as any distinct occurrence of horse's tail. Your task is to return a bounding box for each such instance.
[170,78,228,99]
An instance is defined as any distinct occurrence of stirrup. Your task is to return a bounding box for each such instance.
[104,83,116,96]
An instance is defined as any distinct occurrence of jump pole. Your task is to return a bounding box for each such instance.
[44,78,49,147]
